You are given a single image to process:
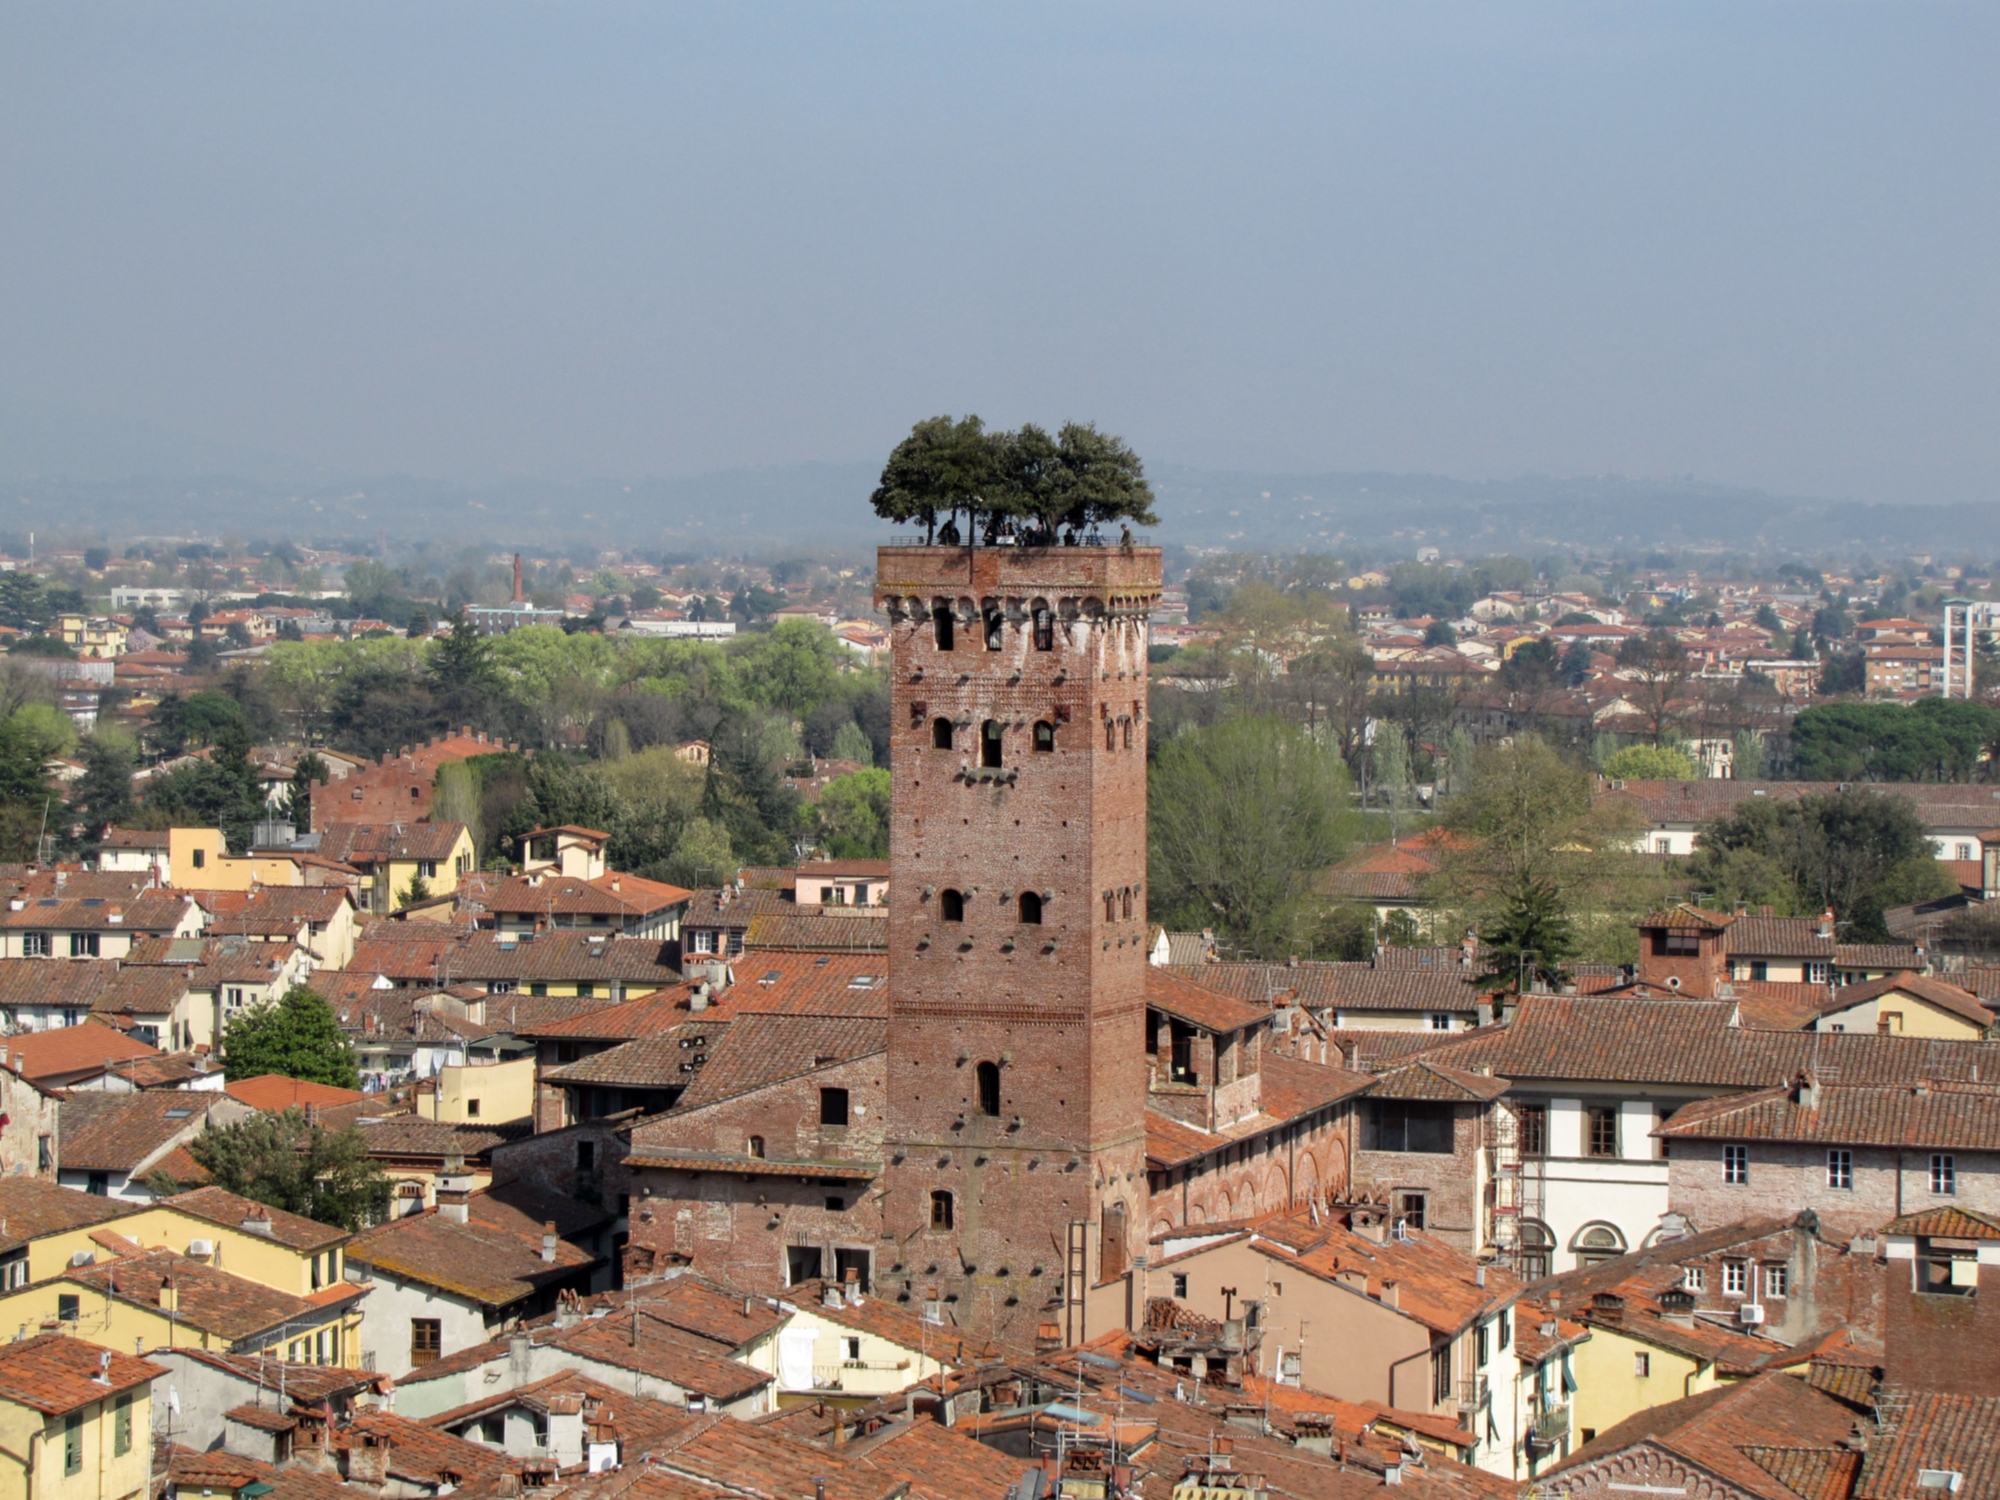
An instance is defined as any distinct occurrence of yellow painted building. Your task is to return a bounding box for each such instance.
[0,1182,362,1364]
[165,828,308,892]
[0,1335,160,1500]
[1804,973,1994,1040]
[423,1057,535,1125]
[55,614,130,659]
[1568,1319,1718,1445]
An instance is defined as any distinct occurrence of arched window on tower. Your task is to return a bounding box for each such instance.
[932,717,955,750]
[1104,891,1117,923]
[1033,721,1056,753]
[976,1061,1001,1117]
[984,607,1004,651]
[1105,719,1117,752]
[940,889,965,922]
[981,720,1004,769]
[1122,717,1133,750]
[1019,891,1044,924]
[1121,888,1133,920]
[747,1135,765,1159]
[932,603,955,651]
[930,1190,954,1230]
[1032,606,1055,651]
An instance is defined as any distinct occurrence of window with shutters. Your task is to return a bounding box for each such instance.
[411,1319,443,1367]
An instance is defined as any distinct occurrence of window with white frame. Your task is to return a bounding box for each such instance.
[1682,1265,1705,1292]
[1932,1154,1957,1195]
[1765,1263,1788,1297]
[1723,1145,1748,1185]
[1427,1013,1452,1031]
[1722,1260,1748,1296]
[1827,1149,1854,1190]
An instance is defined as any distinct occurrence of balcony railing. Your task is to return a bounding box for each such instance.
[1457,1376,1489,1413]
[1533,1405,1569,1443]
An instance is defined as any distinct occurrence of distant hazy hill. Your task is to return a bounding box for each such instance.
[1,397,1991,558]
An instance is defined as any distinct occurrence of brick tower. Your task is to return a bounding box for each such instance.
[874,542,1162,1353]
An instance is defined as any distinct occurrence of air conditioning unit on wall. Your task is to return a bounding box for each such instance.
[1737,1303,1765,1326]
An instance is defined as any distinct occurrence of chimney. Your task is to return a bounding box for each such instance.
[542,1222,558,1264]
[824,1283,845,1310]
[1378,1280,1399,1310]
[346,1432,390,1487]
[1818,908,1835,939]
[240,1212,274,1237]
[844,1266,862,1306]
[437,1149,472,1223]
[157,1275,178,1313]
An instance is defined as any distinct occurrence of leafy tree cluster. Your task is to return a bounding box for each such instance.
[1600,743,1699,780]
[870,415,1157,542]
[1686,788,1956,941]
[1790,699,2000,783]
[160,1108,389,1230]
[221,985,361,1087]
[0,572,86,630]
[1148,715,1355,959]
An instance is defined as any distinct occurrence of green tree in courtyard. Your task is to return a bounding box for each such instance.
[220,985,360,1089]
[168,1109,388,1230]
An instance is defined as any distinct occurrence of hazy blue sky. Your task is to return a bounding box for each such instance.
[1,2,1992,501]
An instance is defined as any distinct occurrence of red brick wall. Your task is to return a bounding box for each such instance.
[1885,1258,2000,1396]
[873,546,1161,1353]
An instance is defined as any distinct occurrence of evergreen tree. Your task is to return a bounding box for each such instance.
[1473,879,1577,994]
[68,736,136,839]
[220,985,361,1088]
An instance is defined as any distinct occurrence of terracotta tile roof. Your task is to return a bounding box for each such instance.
[1166,961,1483,1013]
[167,1444,281,1489]
[1820,971,1994,1028]
[619,1146,876,1180]
[344,1198,597,1308]
[67,1248,350,1342]
[1656,1079,2000,1151]
[236,887,355,923]
[1856,1390,2000,1499]
[1575,1289,1790,1372]
[475,1179,612,1241]
[1257,1054,1378,1120]
[488,872,691,919]
[611,1275,786,1350]
[841,1415,1042,1500]
[356,1116,530,1161]
[58,1090,217,1171]
[787,1283,996,1367]
[1511,1299,1589,1363]
[0,1178,144,1250]
[337,1409,509,1486]
[659,1014,886,1111]
[99,828,171,850]
[1725,916,1838,959]
[5,1019,161,1086]
[313,821,470,866]
[223,1402,300,1432]
[226,1074,369,1112]
[1836,943,1924,970]
[1606,778,2000,833]
[742,909,889,952]
[1739,1445,1863,1500]
[703,951,893,1019]
[1527,1215,1809,1308]
[513,989,696,1040]
[1225,1209,1523,1337]
[1328,1027,1484,1072]
[547,1314,771,1404]
[349,929,684,985]
[164,1186,348,1251]
[1412,993,2000,1089]
[0,892,196,933]
[1640,903,1736,932]
[1732,984,1836,1030]
[167,1346,383,1404]
[1548,1369,1860,1500]
[1364,1059,1511,1103]
[679,886,789,931]
[0,1332,163,1413]
[1878,1204,2000,1239]
[1144,968,1271,1035]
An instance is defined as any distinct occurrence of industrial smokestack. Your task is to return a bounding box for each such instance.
[513,553,524,604]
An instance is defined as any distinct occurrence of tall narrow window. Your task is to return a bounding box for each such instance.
[1932,1154,1957,1195]
[1122,718,1133,749]
[114,1393,132,1456]
[931,1190,954,1229]
[1586,1107,1619,1158]
[1517,1103,1547,1157]
[976,1061,1002,1117]
[1105,719,1117,751]
[1827,1149,1853,1190]
[1104,891,1117,922]
[1019,891,1044,924]
[1033,721,1056,753]
[747,1135,765,1158]
[411,1319,443,1367]
[1121,888,1134,920]
[1033,607,1054,651]
[984,607,1004,651]
[940,888,965,922]
[982,720,1004,768]
[1724,1144,1749,1185]
[64,1413,81,1476]
[932,603,955,651]
[932,717,955,750]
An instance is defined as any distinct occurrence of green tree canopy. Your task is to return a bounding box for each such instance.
[169,1108,388,1230]
[1689,788,1955,941]
[1473,878,1577,994]
[1791,699,2000,783]
[1149,715,1353,958]
[1601,743,1699,780]
[870,415,1157,540]
[814,767,890,858]
[221,985,361,1088]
